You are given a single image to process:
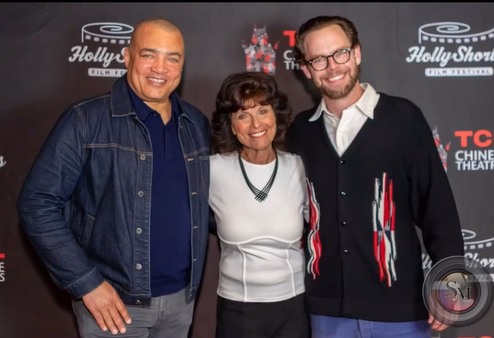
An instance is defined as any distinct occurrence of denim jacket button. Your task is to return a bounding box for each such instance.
[139,154,146,161]
[136,228,142,234]
[135,263,142,270]
[138,191,144,197]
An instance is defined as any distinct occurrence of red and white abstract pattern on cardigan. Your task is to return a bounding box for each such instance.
[306,178,322,280]
[372,172,397,287]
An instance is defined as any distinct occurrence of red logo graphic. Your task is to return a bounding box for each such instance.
[455,130,494,147]
[0,253,5,259]
[433,127,450,172]
[242,26,278,75]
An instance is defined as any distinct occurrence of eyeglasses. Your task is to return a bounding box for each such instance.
[305,47,352,71]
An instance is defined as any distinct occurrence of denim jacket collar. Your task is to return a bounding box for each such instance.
[111,75,193,123]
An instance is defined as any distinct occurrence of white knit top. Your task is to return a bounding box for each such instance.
[209,151,308,303]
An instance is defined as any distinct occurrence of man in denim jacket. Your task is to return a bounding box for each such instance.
[17,18,211,338]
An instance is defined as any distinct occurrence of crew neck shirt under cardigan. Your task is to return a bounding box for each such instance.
[209,151,308,302]
[286,83,464,322]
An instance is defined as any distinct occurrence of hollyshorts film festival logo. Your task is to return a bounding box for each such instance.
[424,229,494,281]
[68,22,133,78]
[242,26,301,75]
[406,22,494,77]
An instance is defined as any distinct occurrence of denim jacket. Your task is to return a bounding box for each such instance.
[17,75,211,306]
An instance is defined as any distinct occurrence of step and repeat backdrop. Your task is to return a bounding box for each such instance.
[1,3,493,338]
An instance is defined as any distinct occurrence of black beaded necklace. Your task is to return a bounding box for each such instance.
[238,151,278,202]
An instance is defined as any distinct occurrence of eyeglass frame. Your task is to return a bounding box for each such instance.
[304,47,353,71]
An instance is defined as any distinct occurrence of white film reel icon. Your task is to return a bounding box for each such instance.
[81,22,133,45]
[463,229,494,251]
[419,22,494,44]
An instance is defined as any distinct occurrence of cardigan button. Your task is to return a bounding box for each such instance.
[340,160,346,164]
[340,221,347,226]
[340,191,346,196]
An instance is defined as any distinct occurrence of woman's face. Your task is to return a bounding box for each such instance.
[230,103,277,154]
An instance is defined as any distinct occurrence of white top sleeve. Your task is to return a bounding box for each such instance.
[209,151,307,302]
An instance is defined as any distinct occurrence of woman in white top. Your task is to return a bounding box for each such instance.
[209,71,309,338]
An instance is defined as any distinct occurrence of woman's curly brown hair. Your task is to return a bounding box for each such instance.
[211,71,293,155]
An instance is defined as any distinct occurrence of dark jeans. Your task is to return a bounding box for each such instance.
[216,293,309,338]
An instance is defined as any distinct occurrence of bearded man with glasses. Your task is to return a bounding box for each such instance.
[286,15,464,338]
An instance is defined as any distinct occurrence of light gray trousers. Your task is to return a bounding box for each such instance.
[72,287,194,338]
